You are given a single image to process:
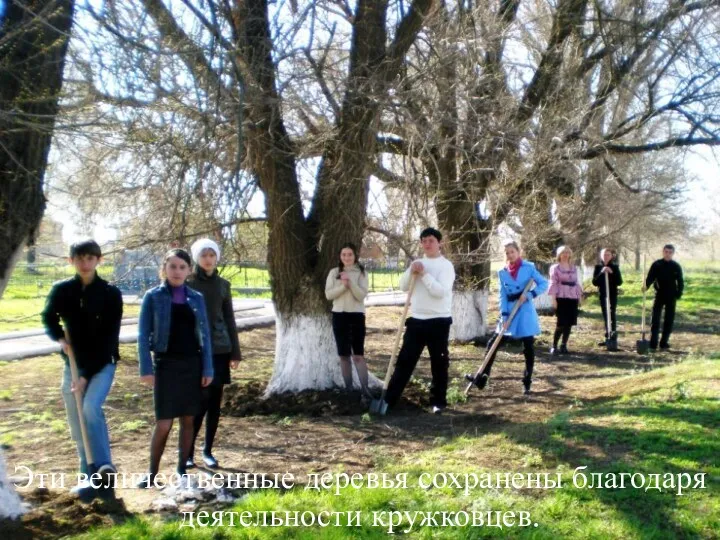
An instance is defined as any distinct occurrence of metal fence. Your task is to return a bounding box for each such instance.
[5,262,408,297]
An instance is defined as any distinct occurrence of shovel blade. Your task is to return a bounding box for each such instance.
[636,339,650,354]
[369,399,388,415]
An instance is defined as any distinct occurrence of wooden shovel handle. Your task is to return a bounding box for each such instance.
[465,279,535,395]
[380,276,417,397]
[64,331,94,465]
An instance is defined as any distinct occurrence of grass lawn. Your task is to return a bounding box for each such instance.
[74,354,719,539]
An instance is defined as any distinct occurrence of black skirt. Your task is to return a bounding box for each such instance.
[556,298,579,327]
[153,354,202,420]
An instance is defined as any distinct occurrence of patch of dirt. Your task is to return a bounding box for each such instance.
[223,380,429,418]
[0,488,131,539]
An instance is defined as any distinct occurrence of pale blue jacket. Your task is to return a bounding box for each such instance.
[496,261,548,338]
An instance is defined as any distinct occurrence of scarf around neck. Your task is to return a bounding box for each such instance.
[507,259,522,280]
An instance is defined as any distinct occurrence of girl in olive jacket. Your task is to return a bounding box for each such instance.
[186,239,242,469]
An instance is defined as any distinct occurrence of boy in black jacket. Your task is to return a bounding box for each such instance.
[643,244,684,350]
[42,240,123,496]
[593,248,623,346]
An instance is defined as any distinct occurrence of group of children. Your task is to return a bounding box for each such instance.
[41,232,684,499]
[42,239,241,497]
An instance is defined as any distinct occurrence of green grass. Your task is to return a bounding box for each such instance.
[578,263,720,337]
[74,355,719,539]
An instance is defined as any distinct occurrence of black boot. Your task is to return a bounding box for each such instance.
[522,371,532,395]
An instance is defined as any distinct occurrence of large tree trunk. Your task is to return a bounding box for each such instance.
[0,0,75,514]
[0,0,75,299]
[228,0,433,394]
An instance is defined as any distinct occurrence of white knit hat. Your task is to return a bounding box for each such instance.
[191,238,221,263]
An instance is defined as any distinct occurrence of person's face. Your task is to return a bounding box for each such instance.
[198,249,217,273]
[505,246,520,263]
[663,248,674,261]
[559,250,571,264]
[70,254,100,277]
[421,235,441,257]
[602,250,613,264]
[340,248,356,267]
[165,256,191,286]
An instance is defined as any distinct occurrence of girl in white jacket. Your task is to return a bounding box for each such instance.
[325,243,370,398]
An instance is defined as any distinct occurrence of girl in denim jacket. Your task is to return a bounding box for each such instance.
[137,248,213,488]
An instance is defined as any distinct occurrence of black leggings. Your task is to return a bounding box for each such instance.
[192,384,224,457]
[553,326,572,347]
[482,334,535,381]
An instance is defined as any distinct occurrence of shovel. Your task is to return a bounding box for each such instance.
[64,332,98,501]
[604,271,618,351]
[636,255,650,354]
[465,279,535,396]
[369,276,417,415]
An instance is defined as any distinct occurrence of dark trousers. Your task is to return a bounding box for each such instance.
[385,317,452,408]
[600,295,618,338]
[482,334,535,381]
[650,295,676,348]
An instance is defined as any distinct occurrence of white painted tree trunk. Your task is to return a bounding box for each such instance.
[265,313,381,396]
[449,290,489,341]
[533,291,554,312]
[0,448,24,518]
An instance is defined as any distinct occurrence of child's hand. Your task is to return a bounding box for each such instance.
[202,376,213,387]
[71,376,87,395]
[140,375,155,386]
[230,360,240,369]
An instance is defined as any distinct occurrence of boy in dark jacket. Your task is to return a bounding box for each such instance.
[643,244,684,350]
[41,240,123,496]
[186,239,242,468]
[592,248,623,346]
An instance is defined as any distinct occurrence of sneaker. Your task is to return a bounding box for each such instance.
[659,343,670,350]
[431,405,444,415]
[136,473,155,489]
[202,453,219,469]
[464,373,489,390]
[597,340,607,347]
[560,344,569,355]
[97,463,117,482]
[70,478,96,502]
[549,347,558,356]
[185,457,196,469]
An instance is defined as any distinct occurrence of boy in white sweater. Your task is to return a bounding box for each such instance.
[384,228,456,413]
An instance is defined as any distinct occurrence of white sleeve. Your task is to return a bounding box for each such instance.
[399,267,412,291]
[421,261,455,298]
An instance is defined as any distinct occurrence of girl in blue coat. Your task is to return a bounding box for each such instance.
[466,241,548,394]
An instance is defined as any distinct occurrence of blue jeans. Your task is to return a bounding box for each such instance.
[61,361,116,473]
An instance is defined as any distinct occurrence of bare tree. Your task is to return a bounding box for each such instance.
[0,0,76,298]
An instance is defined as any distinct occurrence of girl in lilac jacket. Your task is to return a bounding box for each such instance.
[548,246,584,355]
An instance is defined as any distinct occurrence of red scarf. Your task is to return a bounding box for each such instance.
[507,258,522,280]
